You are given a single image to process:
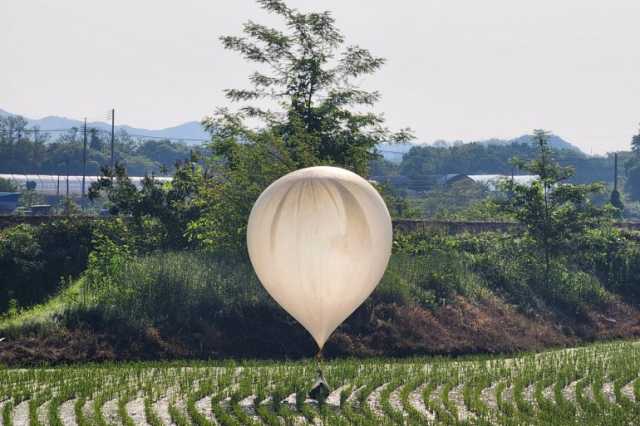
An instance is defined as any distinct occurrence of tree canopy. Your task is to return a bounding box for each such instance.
[191,0,412,254]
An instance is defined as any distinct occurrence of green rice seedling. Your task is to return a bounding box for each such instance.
[229,391,260,426]
[143,397,163,426]
[464,375,494,425]
[47,396,64,426]
[379,379,405,425]
[2,400,13,426]
[512,376,534,418]
[400,377,427,424]
[494,381,512,416]
[255,401,281,426]
[186,378,215,426]
[294,382,325,424]
[633,376,640,403]
[423,380,454,425]
[168,401,190,426]
[439,377,460,424]
[211,394,241,426]
[92,393,110,426]
[28,396,44,426]
[74,397,91,426]
[575,377,598,416]
[117,395,136,426]
[2,340,640,425]
[339,385,351,409]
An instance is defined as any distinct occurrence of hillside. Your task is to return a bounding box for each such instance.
[0,108,210,144]
[2,108,584,155]
[2,218,640,365]
[432,134,583,153]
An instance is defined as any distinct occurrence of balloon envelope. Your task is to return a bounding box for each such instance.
[247,166,392,348]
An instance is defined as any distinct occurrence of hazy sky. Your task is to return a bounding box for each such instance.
[2,0,639,154]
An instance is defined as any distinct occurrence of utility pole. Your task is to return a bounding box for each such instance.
[65,158,70,214]
[110,108,115,170]
[82,118,87,202]
[614,153,619,192]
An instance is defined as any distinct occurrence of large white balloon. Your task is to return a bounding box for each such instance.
[247,166,393,349]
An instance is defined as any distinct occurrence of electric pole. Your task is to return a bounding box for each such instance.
[110,108,115,170]
[614,153,619,192]
[82,118,87,202]
[65,158,70,200]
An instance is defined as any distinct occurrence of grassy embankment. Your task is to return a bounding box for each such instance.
[3,228,640,364]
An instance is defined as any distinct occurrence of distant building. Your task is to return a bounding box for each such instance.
[441,174,538,190]
[0,174,172,196]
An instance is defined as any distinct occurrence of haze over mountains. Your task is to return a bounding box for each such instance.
[1,108,585,161]
[0,108,210,142]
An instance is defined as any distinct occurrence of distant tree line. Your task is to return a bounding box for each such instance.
[0,115,197,176]
[387,142,624,189]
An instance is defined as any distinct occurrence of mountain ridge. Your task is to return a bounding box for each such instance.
[2,108,585,155]
[0,108,211,143]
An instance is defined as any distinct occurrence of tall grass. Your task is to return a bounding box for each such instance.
[79,252,270,329]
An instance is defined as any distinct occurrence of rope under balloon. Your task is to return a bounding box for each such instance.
[315,347,324,376]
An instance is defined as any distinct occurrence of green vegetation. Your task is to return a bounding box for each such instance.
[0,177,17,192]
[624,126,640,202]
[2,0,640,423]
[396,139,621,187]
[0,115,195,176]
[1,341,640,425]
[188,0,411,256]
[0,219,93,313]
[501,130,613,288]
[4,217,640,362]
[1,0,640,370]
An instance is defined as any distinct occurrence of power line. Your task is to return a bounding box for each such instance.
[0,127,408,154]
[0,128,211,143]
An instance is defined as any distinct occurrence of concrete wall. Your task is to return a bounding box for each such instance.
[0,215,100,229]
[392,219,523,234]
[393,219,640,233]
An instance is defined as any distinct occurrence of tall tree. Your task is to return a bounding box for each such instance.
[625,125,640,201]
[501,130,611,286]
[192,0,412,254]
[204,0,411,176]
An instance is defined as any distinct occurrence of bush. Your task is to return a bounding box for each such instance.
[80,251,271,330]
[78,247,486,332]
[0,219,94,312]
[0,177,17,192]
[571,227,640,302]
[395,230,614,316]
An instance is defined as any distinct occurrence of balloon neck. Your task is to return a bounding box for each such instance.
[315,348,324,372]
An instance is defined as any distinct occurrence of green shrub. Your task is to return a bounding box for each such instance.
[0,219,93,313]
[80,251,270,329]
[572,227,640,302]
[396,230,614,315]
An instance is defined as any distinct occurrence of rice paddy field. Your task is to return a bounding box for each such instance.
[1,340,640,425]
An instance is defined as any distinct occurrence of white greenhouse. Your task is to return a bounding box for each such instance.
[0,174,172,196]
